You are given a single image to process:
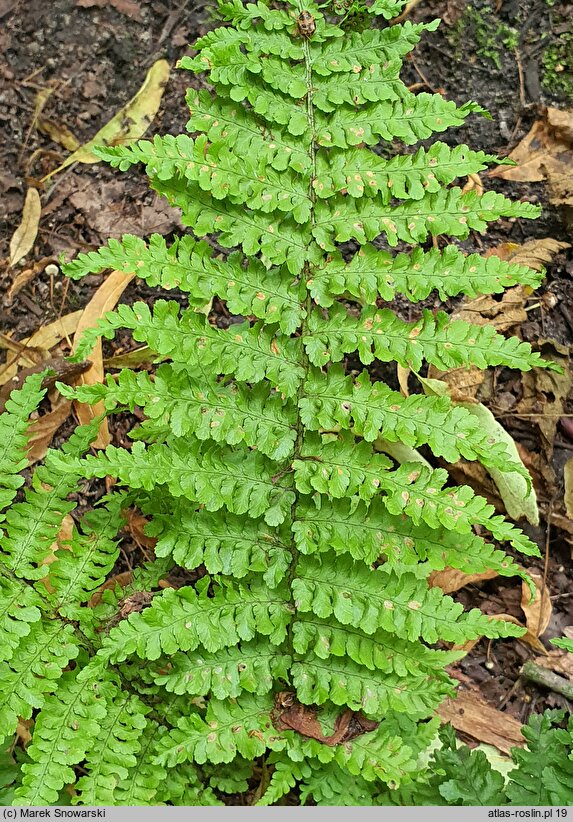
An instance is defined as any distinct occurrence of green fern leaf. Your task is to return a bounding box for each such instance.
[113,720,167,806]
[72,301,306,397]
[145,498,291,588]
[12,668,106,806]
[60,438,295,526]
[308,243,543,306]
[0,621,79,734]
[292,554,522,644]
[63,365,297,460]
[155,693,279,765]
[151,640,291,698]
[506,710,573,805]
[304,303,551,372]
[72,680,148,805]
[97,578,291,662]
[0,374,46,515]
[0,575,43,663]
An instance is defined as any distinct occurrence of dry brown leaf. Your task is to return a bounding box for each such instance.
[521,573,552,642]
[16,719,33,747]
[76,0,143,20]
[533,628,573,681]
[485,238,571,271]
[0,310,83,386]
[564,457,573,521]
[125,509,156,551]
[9,188,41,267]
[4,257,55,304]
[397,364,410,397]
[462,172,484,197]
[428,567,499,595]
[26,399,73,465]
[489,107,573,207]
[42,59,169,182]
[438,688,524,754]
[516,339,571,461]
[88,570,133,607]
[72,270,135,448]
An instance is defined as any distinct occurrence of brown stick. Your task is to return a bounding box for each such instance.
[521,660,573,701]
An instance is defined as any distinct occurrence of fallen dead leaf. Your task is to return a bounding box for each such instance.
[4,256,56,305]
[397,364,410,397]
[0,310,83,386]
[42,59,170,182]
[27,398,73,465]
[76,0,143,21]
[9,188,41,267]
[125,509,156,552]
[489,107,573,207]
[438,688,524,754]
[72,270,135,448]
[429,567,499,595]
[88,570,133,607]
[516,339,572,462]
[521,572,552,647]
[485,238,571,271]
[37,116,80,151]
[533,630,573,681]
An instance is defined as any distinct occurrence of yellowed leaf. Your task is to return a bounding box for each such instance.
[397,364,410,397]
[72,270,135,448]
[27,399,73,465]
[9,188,41,267]
[520,572,552,649]
[37,116,80,151]
[41,59,170,182]
[428,567,499,595]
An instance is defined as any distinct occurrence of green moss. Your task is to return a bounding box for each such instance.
[542,31,573,100]
[450,4,519,70]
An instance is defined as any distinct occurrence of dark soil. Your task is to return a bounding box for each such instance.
[1,0,573,761]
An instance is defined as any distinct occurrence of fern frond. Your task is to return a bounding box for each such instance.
[72,679,148,806]
[292,653,453,716]
[292,554,522,644]
[12,667,106,806]
[97,579,291,663]
[317,95,486,148]
[59,438,295,526]
[315,143,498,201]
[299,761,375,806]
[0,575,43,663]
[301,365,521,470]
[72,301,305,397]
[63,365,297,460]
[44,494,125,615]
[145,498,291,588]
[308,244,544,306]
[155,693,278,766]
[294,497,528,580]
[0,621,79,734]
[304,303,551,372]
[113,720,167,805]
[0,374,46,515]
[151,640,291,698]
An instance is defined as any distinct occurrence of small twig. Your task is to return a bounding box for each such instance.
[514,48,526,108]
[521,660,573,701]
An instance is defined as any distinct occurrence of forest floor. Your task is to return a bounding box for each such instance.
[1,0,573,759]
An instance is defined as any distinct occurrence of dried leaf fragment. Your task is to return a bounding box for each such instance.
[41,59,170,182]
[9,188,41,267]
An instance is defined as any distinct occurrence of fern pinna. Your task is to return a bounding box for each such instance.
[0,0,561,807]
